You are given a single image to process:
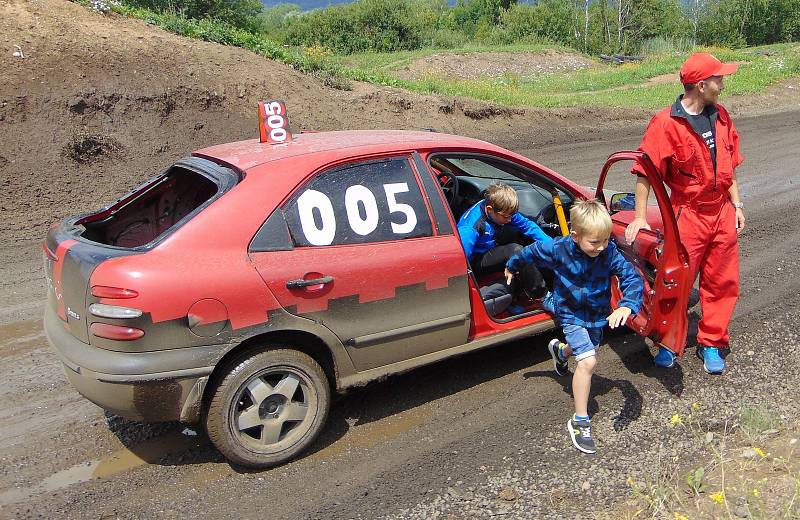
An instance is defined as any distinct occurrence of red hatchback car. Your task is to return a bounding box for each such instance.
[44,128,691,468]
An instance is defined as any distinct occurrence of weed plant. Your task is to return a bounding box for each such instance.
[619,403,799,519]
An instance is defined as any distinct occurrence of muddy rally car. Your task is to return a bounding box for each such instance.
[44,107,691,468]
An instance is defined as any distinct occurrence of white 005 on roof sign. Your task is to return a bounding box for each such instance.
[258,100,292,144]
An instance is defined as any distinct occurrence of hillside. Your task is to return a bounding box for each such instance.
[0,0,650,244]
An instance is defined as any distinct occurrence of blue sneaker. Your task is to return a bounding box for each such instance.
[567,416,596,454]
[654,346,676,368]
[548,338,569,376]
[698,346,725,374]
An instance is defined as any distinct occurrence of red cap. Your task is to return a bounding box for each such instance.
[680,53,739,84]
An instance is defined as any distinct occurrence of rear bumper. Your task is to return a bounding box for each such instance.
[44,306,219,423]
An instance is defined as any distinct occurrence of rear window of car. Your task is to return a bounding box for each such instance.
[76,159,237,248]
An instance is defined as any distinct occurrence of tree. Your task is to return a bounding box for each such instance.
[282,0,428,53]
[630,0,690,43]
[126,0,263,29]
[258,3,301,35]
[497,0,579,46]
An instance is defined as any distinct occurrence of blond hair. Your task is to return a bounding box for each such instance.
[570,199,612,236]
[484,183,519,214]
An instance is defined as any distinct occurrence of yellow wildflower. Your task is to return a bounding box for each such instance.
[753,488,760,498]
[303,44,333,60]
[626,476,634,487]
[710,491,725,504]
[670,414,683,426]
[754,447,766,458]
[674,513,688,520]
[691,402,700,411]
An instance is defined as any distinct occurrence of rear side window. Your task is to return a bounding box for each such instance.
[283,157,433,247]
[77,160,232,248]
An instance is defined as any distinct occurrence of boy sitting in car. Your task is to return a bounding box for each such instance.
[457,183,553,311]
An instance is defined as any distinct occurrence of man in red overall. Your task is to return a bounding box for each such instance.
[625,52,746,374]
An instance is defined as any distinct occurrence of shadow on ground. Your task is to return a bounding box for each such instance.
[104,334,555,471]
[522,366,644,431]
[100,306,711,472]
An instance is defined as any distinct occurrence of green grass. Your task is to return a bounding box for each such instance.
[739,405,783,439]
[328,42,575,72]
[99,1,800,110]
[382,45,800,109]
[109,4,327,74]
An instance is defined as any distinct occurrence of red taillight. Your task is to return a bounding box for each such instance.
[91,286,139,299]
[90,323,145,341]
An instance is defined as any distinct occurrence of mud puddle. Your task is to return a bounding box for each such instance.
[0,319,44,359]
[312,407,433,461]
[0,428,206,506]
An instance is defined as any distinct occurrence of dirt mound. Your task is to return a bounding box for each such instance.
[394,49,596,81]
[0,0,550,244]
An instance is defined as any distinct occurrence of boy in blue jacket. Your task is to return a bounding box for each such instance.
[505,199,643,454]
[458,183,553,306]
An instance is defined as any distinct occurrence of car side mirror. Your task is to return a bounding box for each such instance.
[609,192,636,214]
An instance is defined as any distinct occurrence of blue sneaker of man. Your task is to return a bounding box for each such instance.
[654,346,676,368]
[698,346,725,374]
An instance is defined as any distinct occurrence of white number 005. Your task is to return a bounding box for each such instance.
[264,101,287,142]
[297,183,418,246]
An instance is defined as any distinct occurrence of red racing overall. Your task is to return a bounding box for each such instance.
[634,99,744,348]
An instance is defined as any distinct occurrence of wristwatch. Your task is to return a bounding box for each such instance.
[731,201,744,209]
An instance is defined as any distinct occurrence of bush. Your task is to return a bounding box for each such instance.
[449,0,510,32]
[281,0,427,54]
[316,71,353,90]
[256,3,301,35]
[638,36,695,56]
[487,24,553,46]
[124,0,263,30]
[428,28,470,49]
[497,1,578,48]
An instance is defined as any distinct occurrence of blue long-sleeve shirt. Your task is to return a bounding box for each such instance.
[457,200,552,262]
[506,236,643,328]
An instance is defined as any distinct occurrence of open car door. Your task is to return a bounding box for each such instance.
[596,151,692,356]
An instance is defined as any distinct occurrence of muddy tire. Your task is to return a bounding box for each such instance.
[205,348,330,468]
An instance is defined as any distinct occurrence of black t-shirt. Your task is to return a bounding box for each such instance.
[686,108,717,170]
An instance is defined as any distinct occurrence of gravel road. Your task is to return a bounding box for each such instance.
[1,108,798,519]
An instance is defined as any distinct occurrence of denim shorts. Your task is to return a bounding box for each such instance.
[563,323,604,361]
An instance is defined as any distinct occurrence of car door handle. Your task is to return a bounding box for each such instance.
[286,276,334,289]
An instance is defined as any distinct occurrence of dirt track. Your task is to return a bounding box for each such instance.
[2,0,800,518]
[5,107,800,519]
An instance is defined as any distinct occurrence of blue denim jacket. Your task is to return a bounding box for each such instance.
[507,236,643,328]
